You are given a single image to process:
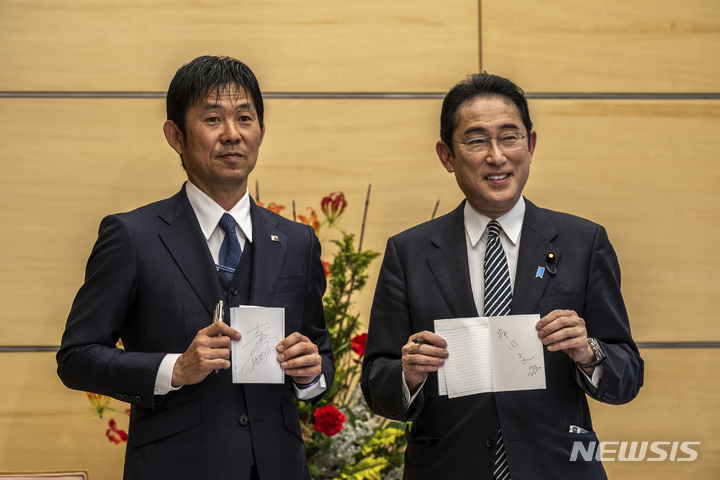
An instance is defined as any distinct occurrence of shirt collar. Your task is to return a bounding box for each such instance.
[464,196,526,247]
[185,180,253,243]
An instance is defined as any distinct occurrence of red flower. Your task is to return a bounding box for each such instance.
[351,333,368,357]
[320,192,347,224]
[313,405,346,436]
[321,260,330,277]
[106,418,128,444]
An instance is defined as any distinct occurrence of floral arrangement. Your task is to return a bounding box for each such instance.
[284,190,407,480]
[84,188,407,479]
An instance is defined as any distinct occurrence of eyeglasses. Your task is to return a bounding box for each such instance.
[453,133,528,154]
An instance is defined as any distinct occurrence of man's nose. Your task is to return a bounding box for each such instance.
[485,140,505,164]
[221,121,241,143]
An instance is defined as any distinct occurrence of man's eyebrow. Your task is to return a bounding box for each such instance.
[199,102,255,112]
[463,122,521,136]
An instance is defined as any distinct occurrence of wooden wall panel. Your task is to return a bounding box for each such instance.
[0,353,125,479]
[589,349,720,479]
[482,0,720,93]
[2,98,719,345]
[0,97,462,346]
[0,0,478,93]
[0,350,717,479]
[524,100,720,342]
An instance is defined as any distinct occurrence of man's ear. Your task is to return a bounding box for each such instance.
[163,120,184,155]
[527,130,537,163]
[436,140,455,173]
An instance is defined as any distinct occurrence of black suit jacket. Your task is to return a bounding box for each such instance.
[57,185,333,479]
[361,199,643,480]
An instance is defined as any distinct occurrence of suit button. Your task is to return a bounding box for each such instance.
[239,414,249,425]
[121,394,129,402]
[135,396,142,404]
[115,394,122,400]
[486,438,495,448]
[231,287,238,295]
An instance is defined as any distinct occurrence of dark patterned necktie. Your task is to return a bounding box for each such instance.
[218,213,242,279]
[484,220,512,480]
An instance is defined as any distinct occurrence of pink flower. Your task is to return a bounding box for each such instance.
[106,418,128,444]
[320,192,347,224]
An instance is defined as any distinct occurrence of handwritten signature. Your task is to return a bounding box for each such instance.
[240,322,279,377]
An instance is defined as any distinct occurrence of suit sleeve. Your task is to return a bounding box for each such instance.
[575,225,644,405]
[299,224,335,403]
[361,237,425,422]
[56,215,165,408]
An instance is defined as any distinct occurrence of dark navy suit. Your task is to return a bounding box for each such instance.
[58,185,333,479]
[361,199,643,479]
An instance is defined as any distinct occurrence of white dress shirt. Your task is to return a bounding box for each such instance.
[403,197,601,407]
[154,181,326,399]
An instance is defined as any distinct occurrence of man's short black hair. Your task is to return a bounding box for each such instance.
[166,55,264,138]
[440,73,532,154]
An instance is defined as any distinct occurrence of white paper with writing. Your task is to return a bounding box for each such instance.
[230,306,285,384]
[434,314,545,398]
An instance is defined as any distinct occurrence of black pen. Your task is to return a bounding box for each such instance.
[412,338,434,346]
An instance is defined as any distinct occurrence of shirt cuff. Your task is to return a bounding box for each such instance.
[293,373,327,400]
[577,363,604,395]
[402,372,426,409]
[154,353,183,395]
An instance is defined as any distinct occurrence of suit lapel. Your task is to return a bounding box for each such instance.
[512,200,562,315]
[248,199,287,306]
[427,202,479,319]
[157,186,223,317]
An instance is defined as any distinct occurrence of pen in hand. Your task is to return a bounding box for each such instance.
[412,338,434,346]
[213,300,224,374]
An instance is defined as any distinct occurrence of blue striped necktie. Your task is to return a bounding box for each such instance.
[484,220,512,480]
[218,213,242,279]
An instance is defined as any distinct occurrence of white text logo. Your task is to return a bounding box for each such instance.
[570,441,700,462]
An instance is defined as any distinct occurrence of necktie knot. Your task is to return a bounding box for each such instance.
[219,213,236,236]
[487,220,502,239]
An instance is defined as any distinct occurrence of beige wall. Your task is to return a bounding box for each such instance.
[1,0,719,478]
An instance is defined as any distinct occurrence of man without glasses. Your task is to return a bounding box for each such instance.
[58,55,333,480]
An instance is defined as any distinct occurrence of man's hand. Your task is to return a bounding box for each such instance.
[277,332,322,385]
[171,322,241,386]
[402,331,448,395]
[536,309,595,365]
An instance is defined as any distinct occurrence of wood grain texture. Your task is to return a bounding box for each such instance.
[1,98,719,346]
[1,350,717,478]
[481,0,720,93]
[0,97,462,346]
[0,353,124,479]
[0,0,478,93]
[590,349,720,479]
[524,100,720,342]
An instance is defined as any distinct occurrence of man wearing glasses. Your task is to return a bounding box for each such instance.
[361,73,643,479]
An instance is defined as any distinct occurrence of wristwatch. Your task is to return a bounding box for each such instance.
[576,338,605,368]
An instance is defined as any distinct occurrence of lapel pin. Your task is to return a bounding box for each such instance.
[271,235,279,242]
[545,252,557,275]
[536,267,545,279]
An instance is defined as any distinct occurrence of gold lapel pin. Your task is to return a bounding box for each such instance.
[271,235,279,242]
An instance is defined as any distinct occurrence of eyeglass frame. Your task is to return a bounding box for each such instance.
[452,132,529,154]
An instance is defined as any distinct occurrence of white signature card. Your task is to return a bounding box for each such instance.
[434,314,545,398]
[230,306,285,384]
